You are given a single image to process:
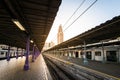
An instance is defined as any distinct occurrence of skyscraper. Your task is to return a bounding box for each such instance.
[57,25,64,44]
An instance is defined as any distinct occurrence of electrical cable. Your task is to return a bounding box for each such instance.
[51,0,86,43]
[63,0,86,27]
[64,0,98,32]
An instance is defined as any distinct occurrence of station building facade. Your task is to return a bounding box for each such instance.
[67,45,120,62]
[48,40,120,63]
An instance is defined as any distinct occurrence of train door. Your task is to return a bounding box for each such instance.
[106,51,117,62]
[86,51,92,59]
[75,52,79,58]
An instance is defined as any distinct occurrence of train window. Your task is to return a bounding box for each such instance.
[1,52,4,55]
[95,51,101,56]
[80,52,84,55]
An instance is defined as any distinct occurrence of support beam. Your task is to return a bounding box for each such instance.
[16,48,18,59]
[83,41,88,65]
[117,39,120,63]
[32,45,35,62]
[21,49,23,58]
[119,47,120,63]
[34,47,37,60]
[35,47,40,59]
[24,35,30,70]
[3,0,18,18]
[102,41,105,63]
[7,46,10,61]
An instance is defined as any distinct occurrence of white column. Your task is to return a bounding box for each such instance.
[83,41,88,64]
[102,41,105,63]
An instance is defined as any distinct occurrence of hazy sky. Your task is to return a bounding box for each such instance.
[46,0,120,44]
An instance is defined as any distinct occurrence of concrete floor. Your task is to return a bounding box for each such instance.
[0,55,52,80]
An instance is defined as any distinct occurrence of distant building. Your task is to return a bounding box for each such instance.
[43,41,55,51]
[57,25,64,44]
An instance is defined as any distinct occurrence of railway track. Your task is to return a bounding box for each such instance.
[43,55,117,80]
[44,56,75,80]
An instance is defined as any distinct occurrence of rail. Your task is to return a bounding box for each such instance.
[43,54,119,80]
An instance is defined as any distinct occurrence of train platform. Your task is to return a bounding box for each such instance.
[0,55,52,80]
[52,55,120,79]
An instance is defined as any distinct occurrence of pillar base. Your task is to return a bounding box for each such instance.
[83,58,88,65]
[67,57,70,60]
[102,57,106,63]
[24,64,29,70]
[21,56,23,58]
[21,54,23,58]
[7,58,10,61]
[32,59,35,62]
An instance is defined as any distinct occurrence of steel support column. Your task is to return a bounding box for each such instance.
[36,48,40,58]
[32,45,35,62]
[83,41,88,65]
[34,47,37,59]
[7,46,10,61]
[21,49,23,58]
[16,48,18,59]
[117,39,120,63]
[102,41,105,63]
[24,35,30,70]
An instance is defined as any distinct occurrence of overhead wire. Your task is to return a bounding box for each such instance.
[63,0,98,32]
[63,0,86,27]
[51,0,86,42]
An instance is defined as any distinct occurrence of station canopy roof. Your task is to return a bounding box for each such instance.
[47,15,120,51]
[0,0,61,51]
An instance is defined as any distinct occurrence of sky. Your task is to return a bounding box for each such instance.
[46,0,120,44]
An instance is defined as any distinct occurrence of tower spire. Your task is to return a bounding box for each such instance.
[57,24,64,44]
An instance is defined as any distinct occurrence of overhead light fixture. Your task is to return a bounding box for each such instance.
[30,40,33,43]
[12,19,25,31]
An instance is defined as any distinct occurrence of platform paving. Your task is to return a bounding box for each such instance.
[0,55,52,80]
[53,55,120,79]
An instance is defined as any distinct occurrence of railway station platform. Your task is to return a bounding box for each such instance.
[44,54,120,79]
[0,55,52,80]
[1,53,120,80]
